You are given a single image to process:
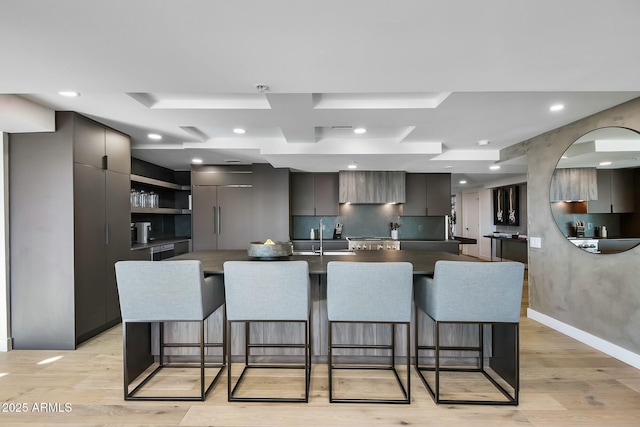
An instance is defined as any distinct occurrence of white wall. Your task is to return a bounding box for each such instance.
[0,133,10,351]
[457,186,493,260]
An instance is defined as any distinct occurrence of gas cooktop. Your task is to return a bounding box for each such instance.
[346,236,393,241]
[346,237,401,250]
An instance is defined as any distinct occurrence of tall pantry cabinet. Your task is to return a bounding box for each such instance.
[191,165,254,251]
[10,111,130,349]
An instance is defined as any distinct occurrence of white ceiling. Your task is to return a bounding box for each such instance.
[2,0,640,192]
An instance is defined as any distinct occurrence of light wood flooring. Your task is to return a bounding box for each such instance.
[1,280,640,427]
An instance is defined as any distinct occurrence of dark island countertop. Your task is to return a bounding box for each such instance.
[131,237,191,251]
[170,249,477,275]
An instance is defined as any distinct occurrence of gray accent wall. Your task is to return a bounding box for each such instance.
[522,97,640,355]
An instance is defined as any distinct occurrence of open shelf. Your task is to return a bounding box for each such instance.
[131,174,189,191]
[131,207,191,215]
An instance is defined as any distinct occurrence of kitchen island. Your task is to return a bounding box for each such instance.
[125,249,509,382]
[170,248,475,275]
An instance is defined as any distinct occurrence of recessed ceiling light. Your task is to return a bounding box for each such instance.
[233,128,246,134]
[459,180,467,184]
[353,128,367,134]
[549,103,565,112]
[599,161,612,166]
[147,133,162,140]
[191,158,203,164]
[58,91,80,97]
[347,163,358,169]
[477,140,490,146]
[489,165,501,170]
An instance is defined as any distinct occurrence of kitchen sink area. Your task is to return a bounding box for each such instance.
[292,250,356,256]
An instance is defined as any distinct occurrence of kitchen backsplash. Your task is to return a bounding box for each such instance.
[292,204,446,240]
[551,205,623,238]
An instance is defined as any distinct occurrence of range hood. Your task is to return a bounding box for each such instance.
[550,168,598,202]
[339,170,406,204]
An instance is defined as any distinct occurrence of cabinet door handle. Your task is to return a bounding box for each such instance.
[213,206,217,235]
[217,206,221,234]
[105,223,109,245]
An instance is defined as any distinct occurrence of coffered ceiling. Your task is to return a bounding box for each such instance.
[2,0,640,191]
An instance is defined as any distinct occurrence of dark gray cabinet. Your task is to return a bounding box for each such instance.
[402,174,428,216]
[105,170,131,321]
[291,173,339,215]
[426,173,452,216]
[191,185,253,250]
[401,173,451,216]
[192,165,290,249]
[10,111,130,349]
[252,164,291,241]
[588,169,635,213]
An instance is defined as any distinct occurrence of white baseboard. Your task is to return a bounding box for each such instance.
[0,337,11,352]
[527,308,640,370]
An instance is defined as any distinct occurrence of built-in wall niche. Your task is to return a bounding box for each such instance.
[493,185,520,226]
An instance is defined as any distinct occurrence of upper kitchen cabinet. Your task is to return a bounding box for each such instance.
[291,172,339,216]
[339,170,406,204]
[588,169,635,213]
[253,164,291,241]
[9,111,130,349]
[73,114,131,174]
[426,173,452,216]
[401,173,451,216]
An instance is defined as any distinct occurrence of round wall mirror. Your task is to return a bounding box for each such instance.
[550,127,640,254]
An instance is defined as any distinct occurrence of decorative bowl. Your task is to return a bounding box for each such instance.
[247,240,293,259]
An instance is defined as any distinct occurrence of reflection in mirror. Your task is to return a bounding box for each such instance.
[550,127,640,254]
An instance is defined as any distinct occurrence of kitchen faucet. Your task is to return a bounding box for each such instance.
[318,218,323,255]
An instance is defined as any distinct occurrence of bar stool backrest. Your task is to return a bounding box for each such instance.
[223,261,310,321]
[115,260,217,322]
[417,260,524,323]
[327,261,413,322]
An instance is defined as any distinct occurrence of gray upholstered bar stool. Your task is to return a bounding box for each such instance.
[114,260,225,401]
[414,260,524,405]
[223,260,311,402]
[326,261,413,404]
